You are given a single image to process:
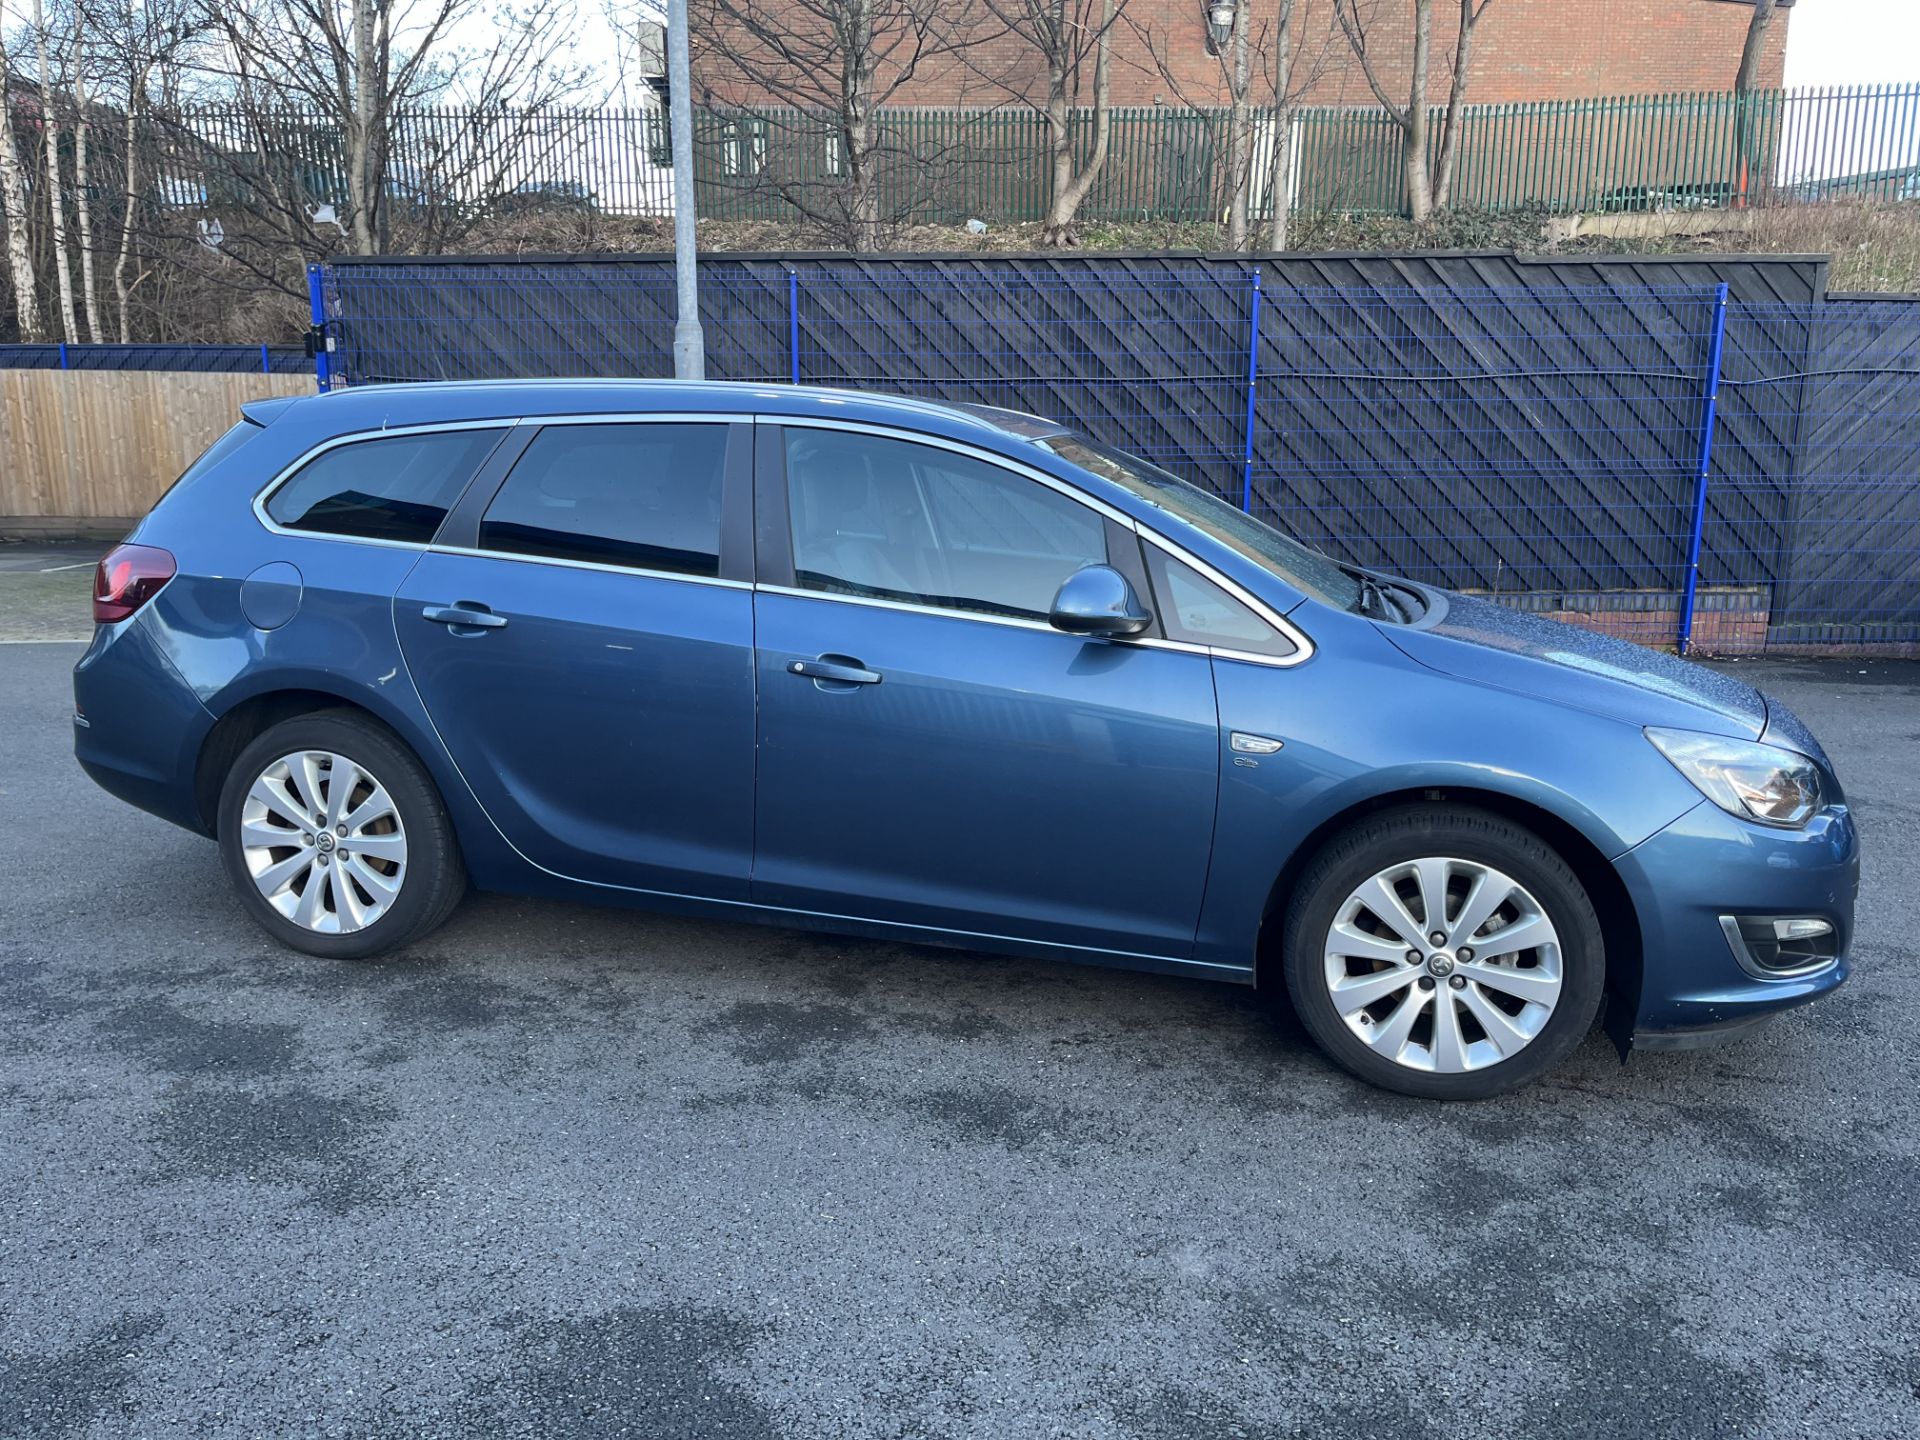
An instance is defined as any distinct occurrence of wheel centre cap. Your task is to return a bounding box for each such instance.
[1426,951,1456,977]
[316,831,337,854]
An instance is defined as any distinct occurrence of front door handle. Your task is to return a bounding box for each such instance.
[787,656,882,686]
[421,602,508,633]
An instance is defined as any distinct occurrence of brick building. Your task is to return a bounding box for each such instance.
[691,0,1792,112]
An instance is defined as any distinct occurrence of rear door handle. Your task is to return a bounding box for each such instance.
[421,603,508,632]
[787,657,882,685]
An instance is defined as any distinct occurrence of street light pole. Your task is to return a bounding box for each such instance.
[667,0,705,380]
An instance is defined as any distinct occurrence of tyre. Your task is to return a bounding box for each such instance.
[1282,805,1604,1100]
[217,709,466,960]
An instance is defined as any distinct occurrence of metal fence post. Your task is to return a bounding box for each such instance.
[260,344,271,375]
[59,342,69,369]
[788,270,802,385]
[307,264,331,393]
[1241,267,1262,512]
[1677,282,1730,656]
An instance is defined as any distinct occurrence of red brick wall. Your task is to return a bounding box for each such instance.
[692,0,1791,111]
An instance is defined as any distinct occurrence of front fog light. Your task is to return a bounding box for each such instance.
[1721,916,1839,977]
[1645,728,1823,828]
[1772,918,1831,943]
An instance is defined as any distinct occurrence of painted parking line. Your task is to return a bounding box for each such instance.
[38,562,93,573]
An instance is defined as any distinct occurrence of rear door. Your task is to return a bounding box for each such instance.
[749,421,1223,960]
[395,416,757,896]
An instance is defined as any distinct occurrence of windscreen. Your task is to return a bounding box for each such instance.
[1037,436,1361,610]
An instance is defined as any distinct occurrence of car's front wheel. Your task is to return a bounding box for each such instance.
[217,710,465,959]
[1282,805,1605,1099]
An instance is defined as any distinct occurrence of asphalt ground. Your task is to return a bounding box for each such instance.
[0,546,95,644]
[1,564,1916,1438]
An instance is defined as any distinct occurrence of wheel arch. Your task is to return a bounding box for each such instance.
[194,681,431,837]
[1253,785,1643,1025]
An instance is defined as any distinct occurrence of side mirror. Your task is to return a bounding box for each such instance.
[1049,564,1152,638]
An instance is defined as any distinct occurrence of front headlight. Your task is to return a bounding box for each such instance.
[1645,728,1823,829]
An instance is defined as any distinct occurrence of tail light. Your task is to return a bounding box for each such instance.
[93,543,176,624]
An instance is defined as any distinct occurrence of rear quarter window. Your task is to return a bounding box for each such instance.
[265,428,504,544]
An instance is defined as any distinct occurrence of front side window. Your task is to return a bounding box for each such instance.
[1146,546,1299,658]
[479,423,729,577]
[784,429,1108,621]
[266,428,503,544]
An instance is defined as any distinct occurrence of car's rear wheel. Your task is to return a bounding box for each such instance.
[1282,805,1604,1099]
[217,710,465,959]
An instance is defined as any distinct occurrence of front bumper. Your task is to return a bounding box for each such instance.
[1615,798,1858,1049]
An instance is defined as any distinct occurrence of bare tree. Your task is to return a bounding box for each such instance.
[75,0,210,340]
[1266,0,1296,249]
[30,0,81,338]
[1732,0,1778,205]
[71,32,99,340]
[1224,0,1254,247]
[1428,0,1492,208]
[173,0,591,311]
[692,0,993,250]
[207,0,466,256]
[0,26,44,337]
[1333,0,1493,222]
[975,0,1128,247]
[1133,0,1327,249]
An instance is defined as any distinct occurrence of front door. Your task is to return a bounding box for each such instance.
[750,423,1221,959]
[396,418,757,897]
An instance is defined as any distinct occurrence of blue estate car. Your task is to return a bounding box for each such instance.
[75,382,1858,1098]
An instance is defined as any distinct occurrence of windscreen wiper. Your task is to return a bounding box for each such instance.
[1351,572,1400,622]
[1349,570,1424,624]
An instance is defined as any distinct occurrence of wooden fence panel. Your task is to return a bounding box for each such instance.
[0,369,310,525]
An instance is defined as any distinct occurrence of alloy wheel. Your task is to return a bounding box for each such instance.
[238,750,409,934]
[1321,856,1563,1074]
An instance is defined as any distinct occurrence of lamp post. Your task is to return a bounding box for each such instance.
[668,0,706,380]
[1204,0,1237,56]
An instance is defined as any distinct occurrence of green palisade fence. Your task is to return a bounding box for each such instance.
[124,83,1920,229]
[691,83,1920,224]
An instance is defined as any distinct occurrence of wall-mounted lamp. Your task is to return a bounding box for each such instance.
[1204,0,1238,56]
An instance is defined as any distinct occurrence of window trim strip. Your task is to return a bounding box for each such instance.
[251,412,749,551]
[251,410,1315,668]
[251,417,519,549]
[761,415,1313,667]
[763,414,1140,527]
[428,543,755,590]
[754,583,1310,669]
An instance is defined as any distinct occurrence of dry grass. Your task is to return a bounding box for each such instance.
[463,199,1920,295]
[1563,200,1920,294]
[461,209,1236,256]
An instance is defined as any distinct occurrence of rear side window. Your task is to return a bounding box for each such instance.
[266,428,502,543]
[478,423,729,577]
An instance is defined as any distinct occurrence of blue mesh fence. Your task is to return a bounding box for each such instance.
[1713,297,1920,652]
[791,268,1253,486]
[317,260,789,383]
[317,259,1920,656]
[0,343,306,373]
[1249,284,1726,651]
